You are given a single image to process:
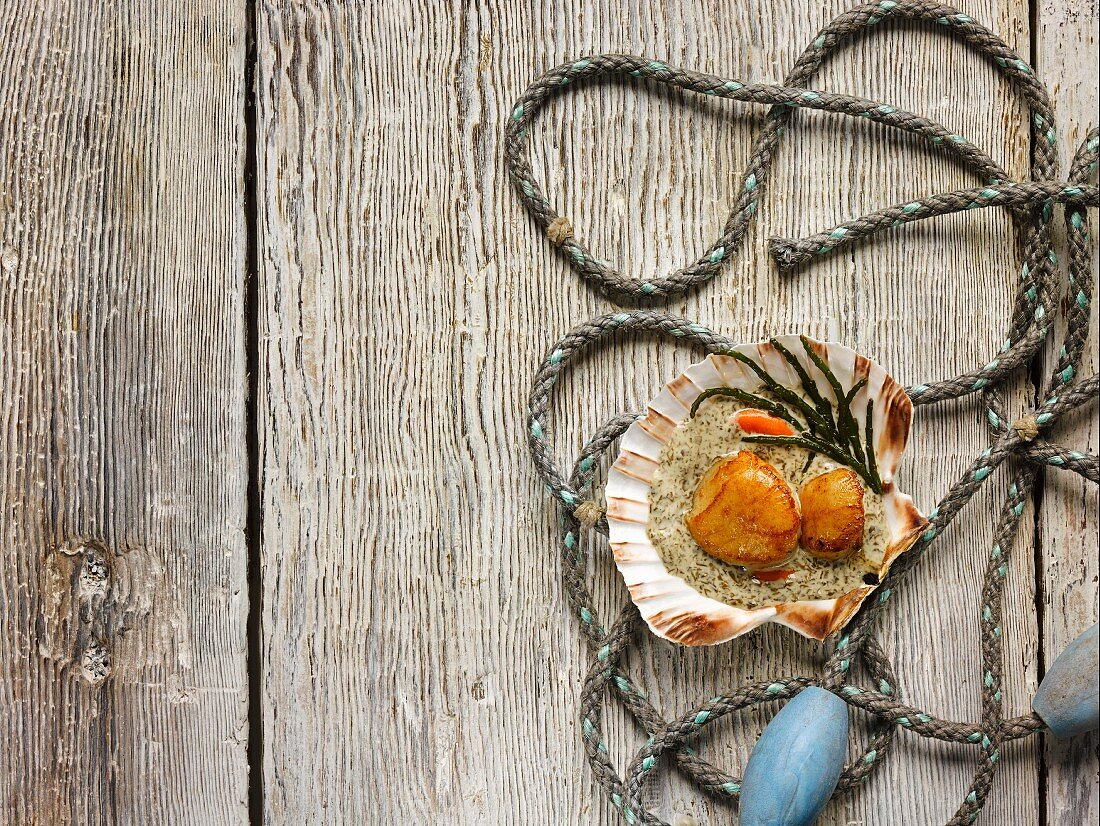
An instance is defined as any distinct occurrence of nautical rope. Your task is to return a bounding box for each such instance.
[512,2,1099,824]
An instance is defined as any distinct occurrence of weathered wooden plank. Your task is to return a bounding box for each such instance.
[0,4,249,824]
[256,0,1059,822]
[1034,0,1100,821]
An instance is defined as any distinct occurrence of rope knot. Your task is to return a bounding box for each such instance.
[547,216,574,246]
[574,499,603,528]
[1013,415,1040,442]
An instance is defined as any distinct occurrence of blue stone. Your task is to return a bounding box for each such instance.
[1033,623,1099,739]
[739,687,848,825]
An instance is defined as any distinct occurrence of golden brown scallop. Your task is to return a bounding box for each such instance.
[686,450,801,569]
[800,467,865,560]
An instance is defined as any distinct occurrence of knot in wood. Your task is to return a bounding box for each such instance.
[546,216,574,246]
[1013,415,1040,442]
[81,639,111,684]
[574,499,603,528]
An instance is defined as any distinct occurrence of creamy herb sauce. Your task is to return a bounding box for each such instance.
[646,396,889,608]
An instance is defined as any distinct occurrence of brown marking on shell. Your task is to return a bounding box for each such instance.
[773,600,836,641]
[828,587,872,636]
[627,581,668,601]
[878,382,913,459]
[710,352,759,389]
[806,339,828,358]
[851,353,873,383]
[648,607,744,646]
[605,498,648,523]
[708,352,739,375]
[626,581,698,608]
[639,409,677,443]
[881,502,929,570]
[666,373,701,407]
[773,587,871,640]
[755,340,796,385]
[614,450,659,484]
[610,542,654,564]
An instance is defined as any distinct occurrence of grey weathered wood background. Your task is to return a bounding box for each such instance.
[1,1,1095,824]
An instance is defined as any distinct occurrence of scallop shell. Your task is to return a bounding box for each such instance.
[605,336,927,645]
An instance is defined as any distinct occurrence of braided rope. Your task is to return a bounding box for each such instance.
[513,2,1098,824]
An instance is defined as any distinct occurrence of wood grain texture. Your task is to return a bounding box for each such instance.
[1034,0,1100,822]
[0,4,249,824]
[246,1,1092,824]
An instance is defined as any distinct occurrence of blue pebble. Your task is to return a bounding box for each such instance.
[1033,623,1099,739]
[739,687,848,825]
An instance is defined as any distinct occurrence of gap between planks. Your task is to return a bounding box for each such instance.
[244,0,265,823]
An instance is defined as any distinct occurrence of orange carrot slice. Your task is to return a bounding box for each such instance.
[734,408,797,437]
[752,568,795,582]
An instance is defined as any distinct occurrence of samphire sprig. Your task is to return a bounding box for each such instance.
[696,337,883,494]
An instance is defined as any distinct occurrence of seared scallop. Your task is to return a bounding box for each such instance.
[686,450,801,569]
[800,467,865,560]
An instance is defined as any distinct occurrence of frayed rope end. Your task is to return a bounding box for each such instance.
[768,237,804,270]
